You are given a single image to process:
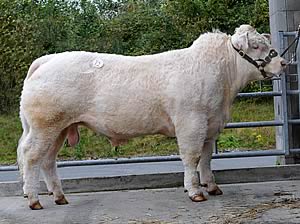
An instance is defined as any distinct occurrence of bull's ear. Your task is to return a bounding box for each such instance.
[231,32,249,51]
[262,33,271,43]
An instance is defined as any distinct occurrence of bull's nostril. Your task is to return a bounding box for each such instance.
[281,60,287,67]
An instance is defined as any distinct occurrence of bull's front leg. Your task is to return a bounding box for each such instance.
[175,113,207,202]
[199,140,223,195]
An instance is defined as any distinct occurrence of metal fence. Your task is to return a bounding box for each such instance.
[278,30,300,155]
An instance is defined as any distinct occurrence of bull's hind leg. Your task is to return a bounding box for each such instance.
[199,140,223,195]
[41,128,69,205]
[22,131,53,210]
[176,113,208,202]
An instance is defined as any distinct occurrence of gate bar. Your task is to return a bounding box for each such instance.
[290,148,300,153]
[225,120,283,129]
[288,119,300,124]
[0,150,284,172]
[237,91,282,97]
[212,149,284,159]
[287,90,300,94]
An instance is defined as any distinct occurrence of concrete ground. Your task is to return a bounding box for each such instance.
[1,180,300,224]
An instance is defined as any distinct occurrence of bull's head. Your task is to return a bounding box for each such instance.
[231,24,287,79]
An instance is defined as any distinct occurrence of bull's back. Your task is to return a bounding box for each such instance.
[21,51,176,132]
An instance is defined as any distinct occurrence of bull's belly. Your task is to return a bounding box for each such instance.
[78,111,176,145]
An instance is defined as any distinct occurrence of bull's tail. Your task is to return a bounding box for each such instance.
[25,54,56,80]
[17,110,30,179]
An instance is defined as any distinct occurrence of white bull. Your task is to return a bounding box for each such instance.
[17,24,286,209]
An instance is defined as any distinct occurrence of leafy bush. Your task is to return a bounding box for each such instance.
[0,0,42,113]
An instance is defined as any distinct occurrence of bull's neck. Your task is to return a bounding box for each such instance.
[217,39,262,122]
[225,39,261,101]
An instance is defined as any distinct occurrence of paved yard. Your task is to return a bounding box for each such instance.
[0,180,299,224]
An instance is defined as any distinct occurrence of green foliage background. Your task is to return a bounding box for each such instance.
[0,0,269,114]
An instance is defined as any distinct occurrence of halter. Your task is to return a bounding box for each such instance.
[232,25,300,79]
[231,44,278,78]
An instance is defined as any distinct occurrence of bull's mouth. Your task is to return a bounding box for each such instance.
[264,72,282,80]
[263,63,287,79]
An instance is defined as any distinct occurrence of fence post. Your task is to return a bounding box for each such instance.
[269,0,300,164]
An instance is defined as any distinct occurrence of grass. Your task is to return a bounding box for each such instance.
[0,99,275,165]
[219,99,275,152]
[0,114,22,165]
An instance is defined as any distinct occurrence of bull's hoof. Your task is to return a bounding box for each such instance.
[29,201,43,210]
[189,193,207,202]
[55,195,69,205]
[48,192,53,196]
[207,186,223,196]
[23,194,28,198]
